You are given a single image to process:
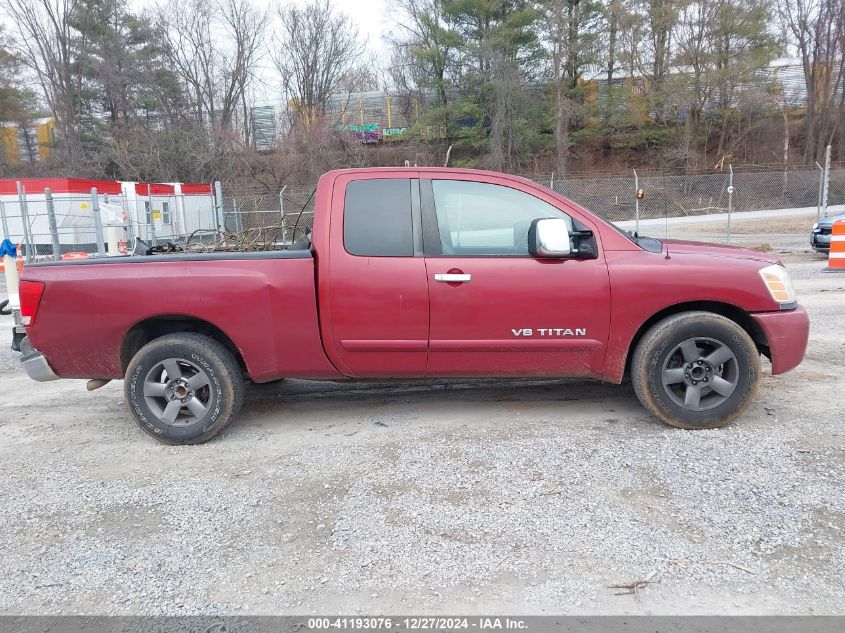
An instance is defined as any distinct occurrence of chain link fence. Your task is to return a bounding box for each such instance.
[0,183,221,260]
[0,187,132,259]
[219,164,844,245]
[527,166,842,225]
[1,163,843,260]
[218,184,316,246]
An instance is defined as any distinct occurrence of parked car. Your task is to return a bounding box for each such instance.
[811,213,845,252]
[16,168,809,444]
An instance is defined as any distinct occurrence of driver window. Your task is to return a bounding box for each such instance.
[431,180,572,256]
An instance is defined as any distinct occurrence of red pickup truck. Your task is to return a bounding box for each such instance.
[16,167,809,444]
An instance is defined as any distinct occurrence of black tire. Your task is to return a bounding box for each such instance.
[124,333,244,444]
[631,311,760,429]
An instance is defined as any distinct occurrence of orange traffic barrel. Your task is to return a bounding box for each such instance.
[0,256,23,273]
[827,219,845,272]
[0,243,23,273]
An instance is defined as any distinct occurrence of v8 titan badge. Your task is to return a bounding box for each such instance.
[512,328,587,337]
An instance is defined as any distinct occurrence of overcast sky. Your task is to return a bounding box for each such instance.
[127,0,391,105]
[327,0,389,53]
[131,0,390,51]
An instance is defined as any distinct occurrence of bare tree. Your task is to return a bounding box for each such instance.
[675,0,716,125]
[543,0,602,176]
[384,42,424,128]
[0,25,37,120]
[158,0,267,141]
[337,54,383,94]
[645,0,680,121]
[779,0,845,162]
[273,0,365,128]
[675,0,777,159]
[386,0,457,108]
[604,0,623,121]
[1,0,81,162]
[487,56,525,172]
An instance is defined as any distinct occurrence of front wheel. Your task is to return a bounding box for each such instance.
[631,312,761,429]
[125,333,244,444]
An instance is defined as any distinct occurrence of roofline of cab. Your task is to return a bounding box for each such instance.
[319,167,641,252]
[322,166,536,184]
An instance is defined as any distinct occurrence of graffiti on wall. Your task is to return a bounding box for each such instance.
[336,123,407,143]
[337,123,378,132]
[353,129,382,143]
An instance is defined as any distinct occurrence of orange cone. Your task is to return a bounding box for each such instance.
[827,219,845,272]
[0,255,23,273]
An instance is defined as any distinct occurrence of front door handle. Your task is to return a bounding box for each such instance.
[434,273,471,283]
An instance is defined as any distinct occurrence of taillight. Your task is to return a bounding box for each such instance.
[19,280,45,326]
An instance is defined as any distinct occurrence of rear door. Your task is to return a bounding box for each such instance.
[321,174,429,377]
[422,175,611,377]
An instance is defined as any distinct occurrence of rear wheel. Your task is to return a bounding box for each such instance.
[631,311,760,429]
[125,333,244,444]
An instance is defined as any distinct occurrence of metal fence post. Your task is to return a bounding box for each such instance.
[821,144,832,218]
[279,185,288,243]
[16,181,33,262]
[816,162,825,221]
[102,192,121,257]
[633,169,640,235]
[174,183,187,237]
[726,165,734,244]
[44,188,62,261]
[90,187,106,256]
[146,183,157,246]
[124,195,135,243]
[0,198,8,239]
[232,198,242,233]
[214,181,225,231]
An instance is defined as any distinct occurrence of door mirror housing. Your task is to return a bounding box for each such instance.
[528,218,571,258]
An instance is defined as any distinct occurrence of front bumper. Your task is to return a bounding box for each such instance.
[811,232,831,251]
[19,337,59,382]
[750,305,810,375]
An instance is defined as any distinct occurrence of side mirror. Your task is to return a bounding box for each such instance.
[528,218,571,258]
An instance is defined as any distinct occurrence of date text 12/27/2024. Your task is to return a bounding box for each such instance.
[307,617,528,630]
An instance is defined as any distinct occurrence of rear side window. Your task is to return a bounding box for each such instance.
[344,179,413,256]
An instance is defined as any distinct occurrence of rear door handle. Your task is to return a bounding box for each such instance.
[434,273,471,283]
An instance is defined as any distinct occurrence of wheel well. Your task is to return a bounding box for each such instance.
[121,316,246,374]
[623,301,771,376]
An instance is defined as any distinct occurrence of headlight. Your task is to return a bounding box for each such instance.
[812,223,819,231]
[759,264,797,305]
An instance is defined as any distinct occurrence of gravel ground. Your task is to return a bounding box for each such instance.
[0,223,843,616]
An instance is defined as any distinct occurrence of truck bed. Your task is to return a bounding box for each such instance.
[21,250,342,382]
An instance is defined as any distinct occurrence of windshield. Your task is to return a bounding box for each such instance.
[606,219,640,244]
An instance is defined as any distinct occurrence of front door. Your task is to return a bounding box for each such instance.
[323,175,429,377]
[423,176,611,377]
